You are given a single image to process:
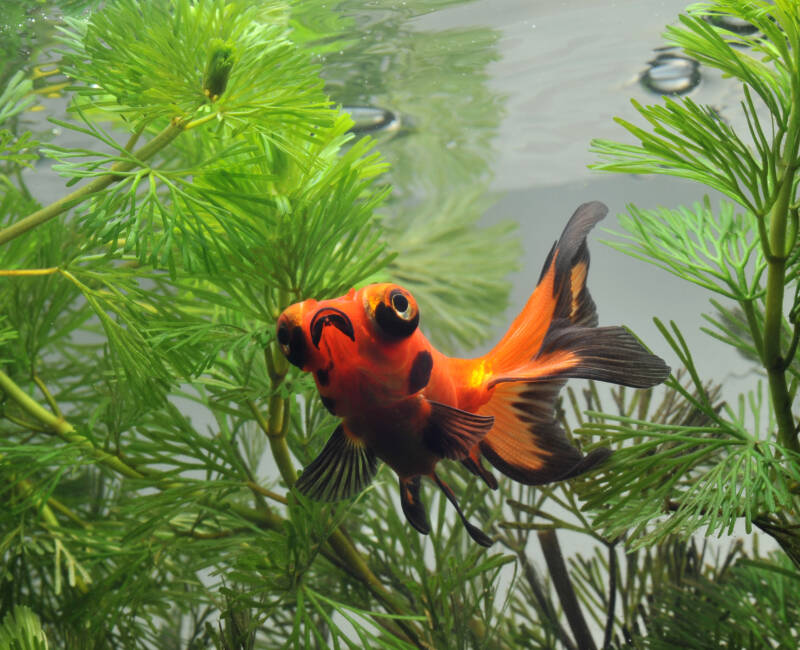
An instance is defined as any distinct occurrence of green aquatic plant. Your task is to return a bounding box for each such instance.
[6,0,798,648]
[0,0,521,647]
[496,0,800,646]
[590,0,800,557]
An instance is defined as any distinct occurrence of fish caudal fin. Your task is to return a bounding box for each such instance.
[474,201,669,485]
[477,322,668,486]
[487,201,607,373]
[491,322,670,389]
[478,380,603,485]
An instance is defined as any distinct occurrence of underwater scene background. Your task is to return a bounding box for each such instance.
[1,0,796,648]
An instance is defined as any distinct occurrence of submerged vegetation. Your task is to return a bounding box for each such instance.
[0,0,798,648]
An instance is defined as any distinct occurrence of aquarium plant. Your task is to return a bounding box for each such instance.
[2,0,799,648]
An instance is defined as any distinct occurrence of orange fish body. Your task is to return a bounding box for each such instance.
[276,202,670,545]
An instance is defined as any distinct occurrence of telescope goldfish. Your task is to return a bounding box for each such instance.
[276,201,669,546]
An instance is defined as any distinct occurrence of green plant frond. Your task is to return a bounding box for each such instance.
[607,199,765,301]
[0,315,18,364]
[0,604,49,650]
[301,586,422,650]
[700,298,763,363]
[59,0,334,157]
[578,380,800,547]
[193,135,391,297]
[647,550,800,649]
[590,1,800,217]
[0,130,38,168]
[57,268,175,402]
[386,189,518,353]
[591,98,762,213]
[0,71,34,125]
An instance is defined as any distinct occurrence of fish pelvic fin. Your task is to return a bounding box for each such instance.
[399,476,430,535]
[486,201,607,374]
[295,425,378,501]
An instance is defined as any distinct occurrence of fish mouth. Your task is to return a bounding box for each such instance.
[309,307,355,349]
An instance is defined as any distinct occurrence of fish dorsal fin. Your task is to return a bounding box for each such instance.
[422,400,495,460]
[295,425,378,502]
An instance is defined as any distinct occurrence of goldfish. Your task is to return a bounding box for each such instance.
[276,201,669,546]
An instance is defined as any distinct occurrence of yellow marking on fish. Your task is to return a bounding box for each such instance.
[570,262,587,318]
[469,360,492,389]
[365,290,383,315]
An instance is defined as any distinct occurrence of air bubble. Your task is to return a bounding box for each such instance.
[640,51,700,95]
[346,106,401,136]
[705,15,758,35]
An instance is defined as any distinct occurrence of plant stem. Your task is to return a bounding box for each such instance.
[603,542,618,650]
[0,368,145,478]
[0,267,60,276]
[0,118,187,246]
[508,537,576,650]
[538,529,597,650]
[763,109,799,452]
[253,348,426,647]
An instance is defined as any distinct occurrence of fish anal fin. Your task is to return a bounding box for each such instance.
[399,476,430,535]
[295,425,378,502]
[432,472,493,547]
[422,400,494,460]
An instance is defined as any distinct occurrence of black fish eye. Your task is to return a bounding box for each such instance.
[391,292,409,314]
[277,322,290,345]
[276,320,308,368]
[374,288,419,339]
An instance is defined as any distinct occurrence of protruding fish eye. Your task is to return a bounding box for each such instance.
[276,313,308,369]
[277,322,290,346]
[373,285,419,339]
[391,291,409,315]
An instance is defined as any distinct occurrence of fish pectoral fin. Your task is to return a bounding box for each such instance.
[433,472,493,547]
[295,425,378,502]
[399,476,430,535]
[422,400,494,460]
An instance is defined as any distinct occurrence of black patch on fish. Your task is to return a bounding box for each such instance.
[320,395,336,415]
[375,302,419,339]
[316,368,329,386]
[277,322,290,345]
[408,350,433,394]
[286,326,307,368]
